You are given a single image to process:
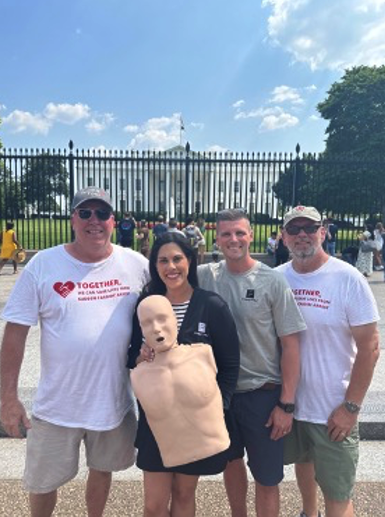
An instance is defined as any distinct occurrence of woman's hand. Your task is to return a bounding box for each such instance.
[137,342,155,364]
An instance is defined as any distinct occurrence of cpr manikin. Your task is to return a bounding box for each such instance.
[131,295,230,468]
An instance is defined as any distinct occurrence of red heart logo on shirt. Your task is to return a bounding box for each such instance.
[53,281,76,298]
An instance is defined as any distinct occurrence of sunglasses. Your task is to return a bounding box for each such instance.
[285,225,321,236]
[76,208,112,221]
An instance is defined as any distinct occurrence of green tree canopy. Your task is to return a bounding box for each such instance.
[273,66,385,218]
[317,65,385,157]
[23,152,69,213]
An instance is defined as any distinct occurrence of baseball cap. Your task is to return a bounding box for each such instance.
[283,205,322,227]
[71,187,113,211]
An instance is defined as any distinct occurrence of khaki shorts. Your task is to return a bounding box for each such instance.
[284,419,359,501]
[24,409,137,494]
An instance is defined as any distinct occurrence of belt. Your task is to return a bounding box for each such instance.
[258,382,279,391]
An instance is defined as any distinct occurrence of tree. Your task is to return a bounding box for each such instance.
[318,66,385,157]
[273,66,385,218]
[23,152,69,213]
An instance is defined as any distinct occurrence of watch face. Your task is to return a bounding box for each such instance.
[344,401,360,414]
[278,401,295,413]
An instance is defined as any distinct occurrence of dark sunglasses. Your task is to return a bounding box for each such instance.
[285,224,321,236]
[76,208,112,221]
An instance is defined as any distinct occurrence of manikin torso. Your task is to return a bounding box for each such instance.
[130,295,230,467]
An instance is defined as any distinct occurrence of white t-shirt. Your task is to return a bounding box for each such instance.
[2,244,149,430]
[198,261,306,391]
[277,257,379,424]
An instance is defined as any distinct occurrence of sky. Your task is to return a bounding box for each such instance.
[1,0,385,155]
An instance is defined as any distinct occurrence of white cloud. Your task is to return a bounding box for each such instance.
[0,104,6,111]
[262,0,385,70]
[3,110,51,134]
[205,145,231,153]
[232,99,245,109]
[309,114,321,121]
[234,104,299,131]
[85,113,114,133]
[128,113,182,150]
[269,85,304,104]
[191,122,205,130]
[260,111,299,131]
[123,124,139,133]
[44,102,91,124]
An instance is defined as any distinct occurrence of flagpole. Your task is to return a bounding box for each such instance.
[180,115,185,146]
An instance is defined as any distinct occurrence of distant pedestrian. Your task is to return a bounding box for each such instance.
[373,222,384,271]
[212,238,220,263]
[153,215,168,240]
[167,218,185,237]
[275,226,290,266]
[136,220,150,258]
[183,217,204,262]
[118,212,136,248]
[356,230,375,277]
[324,218,338,256]
[0,222,22,275]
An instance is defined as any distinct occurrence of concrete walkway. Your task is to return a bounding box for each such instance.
[0,263,385,515]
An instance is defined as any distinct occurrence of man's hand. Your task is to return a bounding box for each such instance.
[266,406,293,441]
[327,404,357,442]
[0,398,31,438]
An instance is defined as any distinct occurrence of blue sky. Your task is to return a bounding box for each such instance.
[1,0,385,154]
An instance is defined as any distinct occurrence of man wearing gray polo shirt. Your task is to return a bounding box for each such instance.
[198,208,306,517]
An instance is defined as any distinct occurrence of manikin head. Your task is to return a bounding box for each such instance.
[138,295,178,353]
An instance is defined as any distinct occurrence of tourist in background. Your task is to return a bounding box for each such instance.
[0,222,22,275]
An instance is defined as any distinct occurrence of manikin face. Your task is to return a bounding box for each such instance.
[138,295,178,353]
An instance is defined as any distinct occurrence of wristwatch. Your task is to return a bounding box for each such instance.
[343,401,361,414]
[277,400,295,414]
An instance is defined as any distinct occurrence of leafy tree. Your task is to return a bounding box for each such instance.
[318,65,385,157]
[273,66,385,218]
[0,162,26,219]
[23,152,69,213]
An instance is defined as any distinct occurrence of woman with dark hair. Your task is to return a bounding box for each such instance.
[128,233,239,517]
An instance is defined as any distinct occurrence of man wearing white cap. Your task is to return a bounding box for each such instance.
[277,205,380,517]
[0,187,149,517]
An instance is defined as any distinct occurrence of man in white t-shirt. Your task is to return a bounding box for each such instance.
[198,209,306,517]
[0,187,149,517]
[277,205,380,517]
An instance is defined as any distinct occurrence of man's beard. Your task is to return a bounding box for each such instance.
[288,242,320,260]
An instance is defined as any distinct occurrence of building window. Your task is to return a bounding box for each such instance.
[218,201,224,211]
[135,200,142,212]
[104,178,110,190]
[195,180,202,193]
[265,181,272,194]
[250,181,256,193]
[119,178,126,190]
[135,178,142,191]
[87,176,93,187]
[195,201,201,213]
[234,181,240,193]
[219,181,224,193]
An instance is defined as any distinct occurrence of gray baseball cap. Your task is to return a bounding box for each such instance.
[283,205,322,227]
[71,187,113,211]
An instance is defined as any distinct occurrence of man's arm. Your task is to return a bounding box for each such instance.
[0,322,31,438]
[266,332,300,440]
[328,322,380,441]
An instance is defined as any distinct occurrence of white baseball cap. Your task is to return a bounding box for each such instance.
[283,206,322,227]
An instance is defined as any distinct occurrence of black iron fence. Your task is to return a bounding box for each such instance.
[1,141,384,252]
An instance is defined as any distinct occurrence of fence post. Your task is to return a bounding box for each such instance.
[68,140,75,241]
[292,143,301,206]
[185,141,190,218]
